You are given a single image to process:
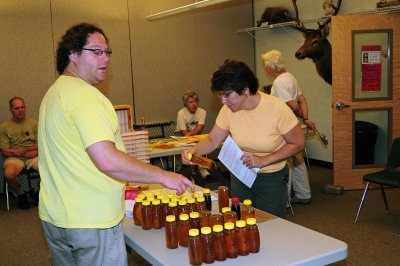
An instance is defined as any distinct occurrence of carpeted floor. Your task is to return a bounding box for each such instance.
[0,165,399,265]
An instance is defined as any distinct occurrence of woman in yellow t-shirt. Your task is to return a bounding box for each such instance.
[181,59,305,218]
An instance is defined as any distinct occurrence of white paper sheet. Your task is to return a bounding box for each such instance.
[218,136,259,188]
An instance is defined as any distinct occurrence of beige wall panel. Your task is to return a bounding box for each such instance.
[129,0,253,131]
[0,0,54,121]
[50,0,134,112]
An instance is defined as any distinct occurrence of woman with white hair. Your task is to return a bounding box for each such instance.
[261,50,315,205]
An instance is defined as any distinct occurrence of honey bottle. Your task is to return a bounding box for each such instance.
[178,199,190,216]
[217,186,229,213]
[246,218,260,253]
[200,227,215,264]
[141,200,153,230]
[187,197,197,213]
[188,229,202,266]
[133,197,143,226]
[178,213,190,247]
[196,196,207,213]
[187,153,214,169]
[212,224,227,261]
[231,197,241,220]
[167,200,179,221]
[152,199,162,229]
[161,197,170,227]
[224,222,238,259]
[222,207,237,224]
[189,212,201,231]
[165,215,178,249]
[241,199,255,221]
[202,188,212,211]
[235,220,250,256]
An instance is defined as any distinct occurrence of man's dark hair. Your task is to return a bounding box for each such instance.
[211,59,259,95]
[56,22,109,75]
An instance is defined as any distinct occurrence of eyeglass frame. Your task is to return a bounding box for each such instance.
[81,48,112,57]
[217,90,235,99]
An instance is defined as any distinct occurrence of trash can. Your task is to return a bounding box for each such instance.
[355,121,378,165]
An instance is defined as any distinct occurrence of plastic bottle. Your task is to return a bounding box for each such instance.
[168,201,179,221]
[188,229,202,266]
[224,222,238,259]
[188,153,214,169]
[210,213,224,227]
[152,199,162,229]
[144,191,153,199]
[187,197,197,213]
[189,212,201,230]
[192,192,200,199]
[218,186,229,213]
[201,227,215,264]
[161,197,170,227]
[231,197,241,220]
[178,213,190,247]
[222,207,237,224]
[196,196,207,213]
[235,220,249,256]
[178,199,190,216]
[199,210,211,228]
[153,190,161,198]
[165,215,178,249]
[141,200,153,230]
[212,224,227,261]
[241,199,255,221]
[133,197,143,226]
[246,218,260,253]
[202,188,212,211]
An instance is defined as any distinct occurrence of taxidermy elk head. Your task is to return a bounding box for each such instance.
[291,0,342,85]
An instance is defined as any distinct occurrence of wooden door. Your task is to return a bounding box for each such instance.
[332,14,400,189]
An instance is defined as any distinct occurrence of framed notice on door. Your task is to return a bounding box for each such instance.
[352,29,392,101]
[361,45,382,92]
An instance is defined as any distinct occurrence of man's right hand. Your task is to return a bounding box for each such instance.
[161,171,195,195]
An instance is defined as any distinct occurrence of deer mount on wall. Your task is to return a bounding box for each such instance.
[291,0,342,85]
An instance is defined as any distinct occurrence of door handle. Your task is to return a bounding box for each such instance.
[335,101,350,110]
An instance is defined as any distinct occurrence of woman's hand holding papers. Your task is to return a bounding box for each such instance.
[241,152,265,169]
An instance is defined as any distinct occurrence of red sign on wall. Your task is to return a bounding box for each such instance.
[361,45,382,92]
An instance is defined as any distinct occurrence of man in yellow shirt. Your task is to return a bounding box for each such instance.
[38,22,194,265]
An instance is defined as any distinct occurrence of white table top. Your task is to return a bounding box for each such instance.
[123,189,347,266]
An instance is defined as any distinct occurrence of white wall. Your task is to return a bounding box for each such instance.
[253,0,381,162]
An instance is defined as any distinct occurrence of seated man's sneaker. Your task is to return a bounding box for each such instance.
[18,194,30,209]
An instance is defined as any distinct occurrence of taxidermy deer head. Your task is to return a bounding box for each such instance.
[291,0,342,85]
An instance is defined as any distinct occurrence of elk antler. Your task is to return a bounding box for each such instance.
[291,0,342,33]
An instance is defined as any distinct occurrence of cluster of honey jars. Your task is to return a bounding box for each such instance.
[132,188,260,265]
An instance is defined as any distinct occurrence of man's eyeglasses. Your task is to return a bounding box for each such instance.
[82,48,112,57]
[217,90,235,99]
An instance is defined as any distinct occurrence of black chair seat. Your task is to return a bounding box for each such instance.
[354,137,400,223]
[363,169,400,187]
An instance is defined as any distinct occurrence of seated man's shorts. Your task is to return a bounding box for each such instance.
[4,157,38,170]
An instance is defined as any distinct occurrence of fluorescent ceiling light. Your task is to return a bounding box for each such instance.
[146,0,233,21]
